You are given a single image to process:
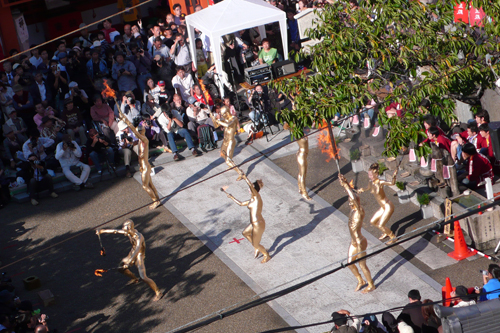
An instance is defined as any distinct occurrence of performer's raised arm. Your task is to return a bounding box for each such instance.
[96,229,127,235]
[379,168,398,186]
[339,174,360,211]
[118,111,148,143]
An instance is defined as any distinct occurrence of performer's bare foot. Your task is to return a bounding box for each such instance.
[361,285,376,294]
[153,292,162,302]
[386,232,397,245]
[300,191,311,200]
[261,255,271,264]
[354,280,366,292]
[127,278,140,286]
[254,249,260,258]
[149,201,161,210]
[378,233,388,240]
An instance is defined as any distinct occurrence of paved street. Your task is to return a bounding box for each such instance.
[1,128,492,333]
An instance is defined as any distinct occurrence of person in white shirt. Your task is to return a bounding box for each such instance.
[55,134,92,190]
[115,120,139,178]
[171,67,194,102]
[185,96,214,136]
[147,25,165,53]
[452,286,477,308]
[29,47,43,68]
[169,34,192,72]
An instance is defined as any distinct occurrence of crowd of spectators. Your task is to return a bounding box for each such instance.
[329,265,500,332]
[0,273,50,333]
[0,0,310,208]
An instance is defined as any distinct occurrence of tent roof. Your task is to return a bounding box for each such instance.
[185,0,285,36]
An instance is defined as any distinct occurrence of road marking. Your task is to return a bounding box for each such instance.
[229,238,245,244]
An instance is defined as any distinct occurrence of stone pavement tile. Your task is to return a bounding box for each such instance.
[398,236,456,270]
[145,146,442,332]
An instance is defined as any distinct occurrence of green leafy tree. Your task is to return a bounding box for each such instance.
[274,0,500,157]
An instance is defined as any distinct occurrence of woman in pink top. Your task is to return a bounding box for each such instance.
[33,103,55,133]
[90,95,118,138]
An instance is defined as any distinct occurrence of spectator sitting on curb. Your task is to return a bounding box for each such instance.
[22,130,58,170]
[457,142,494,190]
[40,115,65,143]
[330,309,360,333]
[451,286,476,307]
[157,103,200,161]
[86,128,114,175]
[61,98,87,143]
[55,134,93,190]
[25,154,58,206]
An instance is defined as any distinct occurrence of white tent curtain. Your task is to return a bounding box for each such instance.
[185,0,288,78]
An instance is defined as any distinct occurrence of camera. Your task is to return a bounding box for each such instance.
[67,142,76,149]
[480,270,489,276]
[119,68,126,74]
[138,49,144,53]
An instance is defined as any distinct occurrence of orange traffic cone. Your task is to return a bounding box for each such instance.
[448,221,477,261]
[441,277,455,307]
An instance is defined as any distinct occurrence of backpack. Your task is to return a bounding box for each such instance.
[197,124,217,150]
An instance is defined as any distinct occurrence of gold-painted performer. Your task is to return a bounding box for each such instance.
[211,106,239,178]
[358,163,398,242]
[221,159,271,263]
[339,174,375,293]
[119,113,161,210]
[296,136,311,200]
[96,220,162,301]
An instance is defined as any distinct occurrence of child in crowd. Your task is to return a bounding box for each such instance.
[195,38,208,78]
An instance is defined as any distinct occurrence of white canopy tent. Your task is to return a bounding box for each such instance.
[185,0,288,79]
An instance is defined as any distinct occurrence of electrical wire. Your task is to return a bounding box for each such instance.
[168,200,500,333]
[0,0,154,65]
[259,287,500,333]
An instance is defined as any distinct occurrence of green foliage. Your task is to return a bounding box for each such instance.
[272,0,500,156]
[350,149,361,161]
[378,162,388,175]
[418,193,431,206]
[395,181,405,191]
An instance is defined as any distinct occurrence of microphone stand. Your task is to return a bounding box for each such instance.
[226,58,242,112]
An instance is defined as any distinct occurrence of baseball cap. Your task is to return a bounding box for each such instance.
[12,63,20,70]
[12,84,23,92]
[69,81,78,88]
[93,41,101,47]
[154,54,162,61]
[158,80,165,86]
[58,52,68,60]
[187,96,197,104]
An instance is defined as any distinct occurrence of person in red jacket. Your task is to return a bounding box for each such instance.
[451,122,479,162]
[478,124,498,170]
[427,126,451,154]
[419,115,446,147]
[458,143,494,190]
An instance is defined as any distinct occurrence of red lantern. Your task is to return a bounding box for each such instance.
[469,5,486,27]
[454,2,469,23]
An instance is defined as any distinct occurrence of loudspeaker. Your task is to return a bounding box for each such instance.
[271,60,297,79]
[487,121,500,160]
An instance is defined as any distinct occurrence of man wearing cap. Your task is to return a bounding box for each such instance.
[86,49,109,81]
[40,115,66,142]
[61,98,86,142]
[142,94,161,119]
[5,109,28,142]
[172,66,194,102]
[128,44,152,96]
[29,71,53,105]
[399,289,425,333]
[457,142,494,190]
[151,58,175,95]
[56,134,92,190]
[65,81,88,106]
[452,285,476,307]
[112,51,138,96]
[120,91,141,124]
[79,24,93,48]
[329,310,360,333]
[186,96,213,135]
[157,103,200,160]
[23,130,57,169]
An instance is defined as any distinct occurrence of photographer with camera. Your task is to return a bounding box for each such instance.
[55,134,93,190]
[86,128,114,175]
[120,91,141,125]
[86,49,109,81]
[476,264,500,301]
[128,44,152,96]
[24,154,58,206]
[116,121,139,178]
[22,130,58,170]
[112,51,139,98]
[65,82,88,104]
[157,103,200,161]
[185,96,213,136]
[151,37,170,61]
[61,98,87,143]
[248,84,274,128]
[91,95,118,143]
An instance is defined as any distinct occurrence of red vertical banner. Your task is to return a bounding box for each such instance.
[469,5,486,27]
[454,2,469,23]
